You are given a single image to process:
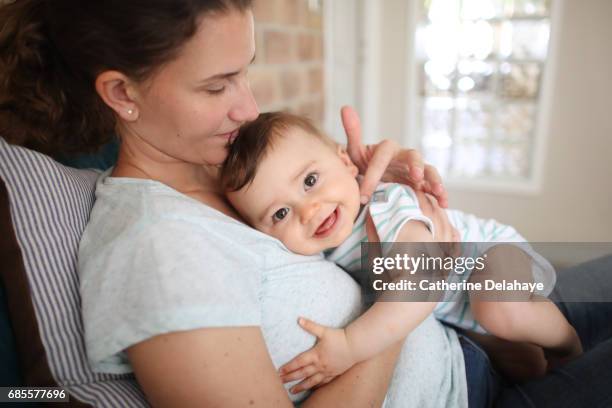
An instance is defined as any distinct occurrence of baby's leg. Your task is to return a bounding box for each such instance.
[467,245,547,380]
[468,245,581,381]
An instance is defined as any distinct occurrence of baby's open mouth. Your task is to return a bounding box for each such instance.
[315,207,339,237]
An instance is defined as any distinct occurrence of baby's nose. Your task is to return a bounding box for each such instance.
[299,202,321,224]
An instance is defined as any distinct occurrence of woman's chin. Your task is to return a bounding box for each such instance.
[199,149,229,167]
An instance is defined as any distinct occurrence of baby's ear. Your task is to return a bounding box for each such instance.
[336,144,359,177]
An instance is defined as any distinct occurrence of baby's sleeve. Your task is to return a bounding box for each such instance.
[80,217,263,374]
[369,183,435,243]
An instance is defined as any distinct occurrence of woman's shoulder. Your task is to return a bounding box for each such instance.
[83,170,297,267]
[79,172,278,275]
[96,172,228,219]
[89,171,261,238]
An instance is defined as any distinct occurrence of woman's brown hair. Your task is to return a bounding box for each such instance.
[0,0,252,156]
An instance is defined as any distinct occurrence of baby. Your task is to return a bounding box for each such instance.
[221,111,582,390]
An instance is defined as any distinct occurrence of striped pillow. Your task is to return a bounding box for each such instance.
[0,138,149,407]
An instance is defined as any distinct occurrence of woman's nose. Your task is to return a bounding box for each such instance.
[228,79,259,123]
[299,201,321,224]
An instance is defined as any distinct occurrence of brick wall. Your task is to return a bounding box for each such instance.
[250,0,325,127]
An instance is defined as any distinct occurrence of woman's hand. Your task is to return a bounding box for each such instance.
[279,318,356,393]
[341,106,448,207]
[414,190,459,244]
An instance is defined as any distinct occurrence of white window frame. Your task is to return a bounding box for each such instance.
[323,0,381,145]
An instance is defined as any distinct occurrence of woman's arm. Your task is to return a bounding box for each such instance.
[126,326,401,408]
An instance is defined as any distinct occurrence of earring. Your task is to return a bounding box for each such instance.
[127,109,134,115]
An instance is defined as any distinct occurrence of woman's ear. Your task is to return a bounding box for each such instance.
[95,70,140,121]
[336,144,359,177]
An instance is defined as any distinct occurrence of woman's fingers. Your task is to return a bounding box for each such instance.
[416,192,455,242]
[365,213,380,244]
[423,164,447,208]
[298,317,327,338]
[394,149,425,183]
[358,140,400,203]
[290,373,326,394]
[365,213,384,268]
[280,364,319,383]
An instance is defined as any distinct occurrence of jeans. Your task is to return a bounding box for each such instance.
[462,255,612,408]
[460,333,502,408]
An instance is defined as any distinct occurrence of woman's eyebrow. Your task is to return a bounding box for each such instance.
[198,54,256,83]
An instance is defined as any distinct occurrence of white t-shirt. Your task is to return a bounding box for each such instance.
[78,171,467,407]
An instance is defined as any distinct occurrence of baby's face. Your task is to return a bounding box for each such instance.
[227,127,361,255]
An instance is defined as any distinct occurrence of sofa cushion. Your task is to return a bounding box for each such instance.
[0,278,21,386]
[0,138,149,406]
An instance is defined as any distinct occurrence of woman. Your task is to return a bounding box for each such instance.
[1,1,610,407]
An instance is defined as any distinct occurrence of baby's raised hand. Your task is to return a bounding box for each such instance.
[278,317,357,394]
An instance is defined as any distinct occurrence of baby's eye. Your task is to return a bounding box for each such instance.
[304,172,319,189]
[272,207,290,223]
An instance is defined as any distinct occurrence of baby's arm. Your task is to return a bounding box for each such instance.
[279,220,441,389]
[344,220,441,362]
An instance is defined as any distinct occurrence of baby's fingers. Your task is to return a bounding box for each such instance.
[290,373,326,394]
[298,317,327,338]
[279,349,318,376]
[280,364,319,383]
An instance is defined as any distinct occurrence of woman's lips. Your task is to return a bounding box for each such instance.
[220,129,239,143]
[314,207,339,238]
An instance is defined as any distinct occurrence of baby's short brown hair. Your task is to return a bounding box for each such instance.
[221,111,336,192]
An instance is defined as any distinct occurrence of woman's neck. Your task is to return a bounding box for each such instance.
[114,152,242,220]
[111,136,242,220]
[112,146,217,191]
[111,131,244,222]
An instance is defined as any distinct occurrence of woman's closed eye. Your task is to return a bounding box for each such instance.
[304,172,319,190]
[272,207,290,223]
[206,86,226,95]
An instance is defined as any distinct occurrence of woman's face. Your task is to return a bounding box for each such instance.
[127,9,259,166]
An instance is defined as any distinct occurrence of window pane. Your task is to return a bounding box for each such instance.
[450,141,489,177]
[499,20,550,60]
[422,97,453,145]
[460,0,504,20]
[421,61,455,96]
[422,97,454,176]
[497,103,536,142]
[499,63,541,99]
[457,60,496,96]
[459,21,495,59]
[488,142,531,177]
[422,22,460,69]
[455,98,494,140]
[504,0,552,17]
[424,0,461,22]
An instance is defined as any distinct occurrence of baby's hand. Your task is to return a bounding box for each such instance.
[278,317,357,394]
